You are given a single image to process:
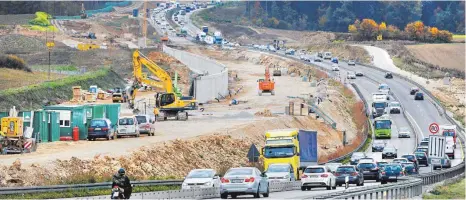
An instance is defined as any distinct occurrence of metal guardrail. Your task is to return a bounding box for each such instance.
[0,180,183,195]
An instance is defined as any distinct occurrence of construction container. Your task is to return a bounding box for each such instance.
[91,104,107,119]
[104,104,121,126]
[0,112,9,120]
[48,111,61,142]
[43,105,90,140]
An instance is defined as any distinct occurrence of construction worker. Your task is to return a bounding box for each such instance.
[112,168,132,199]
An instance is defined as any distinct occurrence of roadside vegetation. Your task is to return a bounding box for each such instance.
[0,185,179,199]
[348,19,453,42]
[423,178,465,199]
[0,54,30,72]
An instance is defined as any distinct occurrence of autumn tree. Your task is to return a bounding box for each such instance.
[405,21,425,40]
[359,19,379,39]
[348,24,357,33]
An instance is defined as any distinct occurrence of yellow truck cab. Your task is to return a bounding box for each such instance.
[261,129,318,180]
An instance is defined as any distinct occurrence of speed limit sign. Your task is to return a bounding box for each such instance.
[429,123,439,134]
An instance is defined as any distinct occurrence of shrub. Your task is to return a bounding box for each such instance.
[0,54,31,72]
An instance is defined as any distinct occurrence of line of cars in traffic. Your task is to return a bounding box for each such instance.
[87,115,154,141]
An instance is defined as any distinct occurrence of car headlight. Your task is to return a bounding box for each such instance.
[283,175,290,179]
[204,181,212,186]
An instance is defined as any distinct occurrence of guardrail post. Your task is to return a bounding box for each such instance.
[363,193,367,199]
[375,191,378,199]
[369,192,373,199]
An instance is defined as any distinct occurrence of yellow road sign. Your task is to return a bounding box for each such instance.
[46,41,55,49]
[377,34,383,41]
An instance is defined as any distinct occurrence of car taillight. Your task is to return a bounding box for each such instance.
[221,178,229,183]
[245,177,255,182]
[102,127,109,131]
[381,171,386,175]
[334,173,340,176]
[351,172,358,176]
[321,174,329,178]
[301,175,308,178]
[88,128,94,131]
[412,169,416,172]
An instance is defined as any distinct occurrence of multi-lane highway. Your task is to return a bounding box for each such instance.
[120,5,465,199]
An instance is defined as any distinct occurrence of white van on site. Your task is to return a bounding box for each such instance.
[117,116,140,138]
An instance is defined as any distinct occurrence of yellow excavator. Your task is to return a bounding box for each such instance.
[130,50,197,121]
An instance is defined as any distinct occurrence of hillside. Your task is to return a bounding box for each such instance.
[0,68,66,91]
[209,1,464,34]
[406,43,465,72]
[0,69,126,111]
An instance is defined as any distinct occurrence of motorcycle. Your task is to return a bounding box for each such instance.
[111,186,125,199]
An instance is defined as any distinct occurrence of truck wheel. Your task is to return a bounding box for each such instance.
[301,186,306,191]
[220,193,228,199]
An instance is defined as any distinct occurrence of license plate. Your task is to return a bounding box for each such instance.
[113,192,119,197]
[95,128,101,130]
[120,129,126,133]
[231,179,243,183]
[389,176,397,179]
[310,175,319,178]
[364,171,371,173]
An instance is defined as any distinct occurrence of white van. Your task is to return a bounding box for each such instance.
[445,136,455,158]
[117,116,140,138]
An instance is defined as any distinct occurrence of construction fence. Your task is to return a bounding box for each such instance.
[163,46,228,103]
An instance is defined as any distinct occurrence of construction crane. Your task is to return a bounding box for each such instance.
[258,65,275,96]
[130,50,197,121]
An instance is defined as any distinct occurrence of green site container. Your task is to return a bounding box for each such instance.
[104,104,121,127]
[49,111,60,142]
[20,111,33,128]
[0,112,9,120]
[44,105,89,140]
[33,111,42,137]
[39,111,50,142]
[91,105,107,119]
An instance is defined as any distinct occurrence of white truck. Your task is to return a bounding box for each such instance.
[372,93,389,118]
[378,83,390,100]
[440,124,457,158]
[324,52,332,60]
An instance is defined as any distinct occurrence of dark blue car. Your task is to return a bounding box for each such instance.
[414,92,424,100]
[380,163,403,184]
[401,162,418,175]
[331,57,339,64]
[334,165,364,186]
[357,162,381,181]
[87,118,115,141]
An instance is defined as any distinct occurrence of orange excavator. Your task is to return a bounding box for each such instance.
[258,66,275,96]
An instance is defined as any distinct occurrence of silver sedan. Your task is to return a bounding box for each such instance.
[220,167,269,199]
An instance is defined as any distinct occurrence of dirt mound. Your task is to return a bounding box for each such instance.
[254,109,274,117]
[0,34,44,53]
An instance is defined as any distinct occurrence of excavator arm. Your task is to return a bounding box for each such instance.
[131,50,175,105]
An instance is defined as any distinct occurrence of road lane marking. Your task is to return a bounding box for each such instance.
[406,111,423,143]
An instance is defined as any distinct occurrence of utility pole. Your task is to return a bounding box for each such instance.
[143,0,148,48]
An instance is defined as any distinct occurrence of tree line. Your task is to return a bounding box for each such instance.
[349,19,453,42]
[239,1,464,35]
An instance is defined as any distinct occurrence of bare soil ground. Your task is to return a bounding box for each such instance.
[406,43,465,72]
[0,68,67,90]
[0,49,362,187]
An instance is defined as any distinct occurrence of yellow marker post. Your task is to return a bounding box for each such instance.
[46,41,55,49]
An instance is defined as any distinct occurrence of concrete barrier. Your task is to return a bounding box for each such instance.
[163,46,228,103]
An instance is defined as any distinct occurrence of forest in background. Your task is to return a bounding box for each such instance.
[226,1,465,34]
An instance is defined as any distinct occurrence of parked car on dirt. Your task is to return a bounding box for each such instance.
[87,118,115,141]
[117,116,140,138]
[135,115,155,136]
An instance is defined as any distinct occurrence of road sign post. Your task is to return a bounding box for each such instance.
[428,135,446,172]
[429,123,439,134]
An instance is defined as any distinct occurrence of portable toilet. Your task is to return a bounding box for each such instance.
[89,85,98,94]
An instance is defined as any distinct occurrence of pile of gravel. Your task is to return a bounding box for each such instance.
[0,34,45,54]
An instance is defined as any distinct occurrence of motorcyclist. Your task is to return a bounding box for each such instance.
[112,168,132,199]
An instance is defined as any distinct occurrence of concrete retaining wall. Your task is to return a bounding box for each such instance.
[163,46,228,103]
